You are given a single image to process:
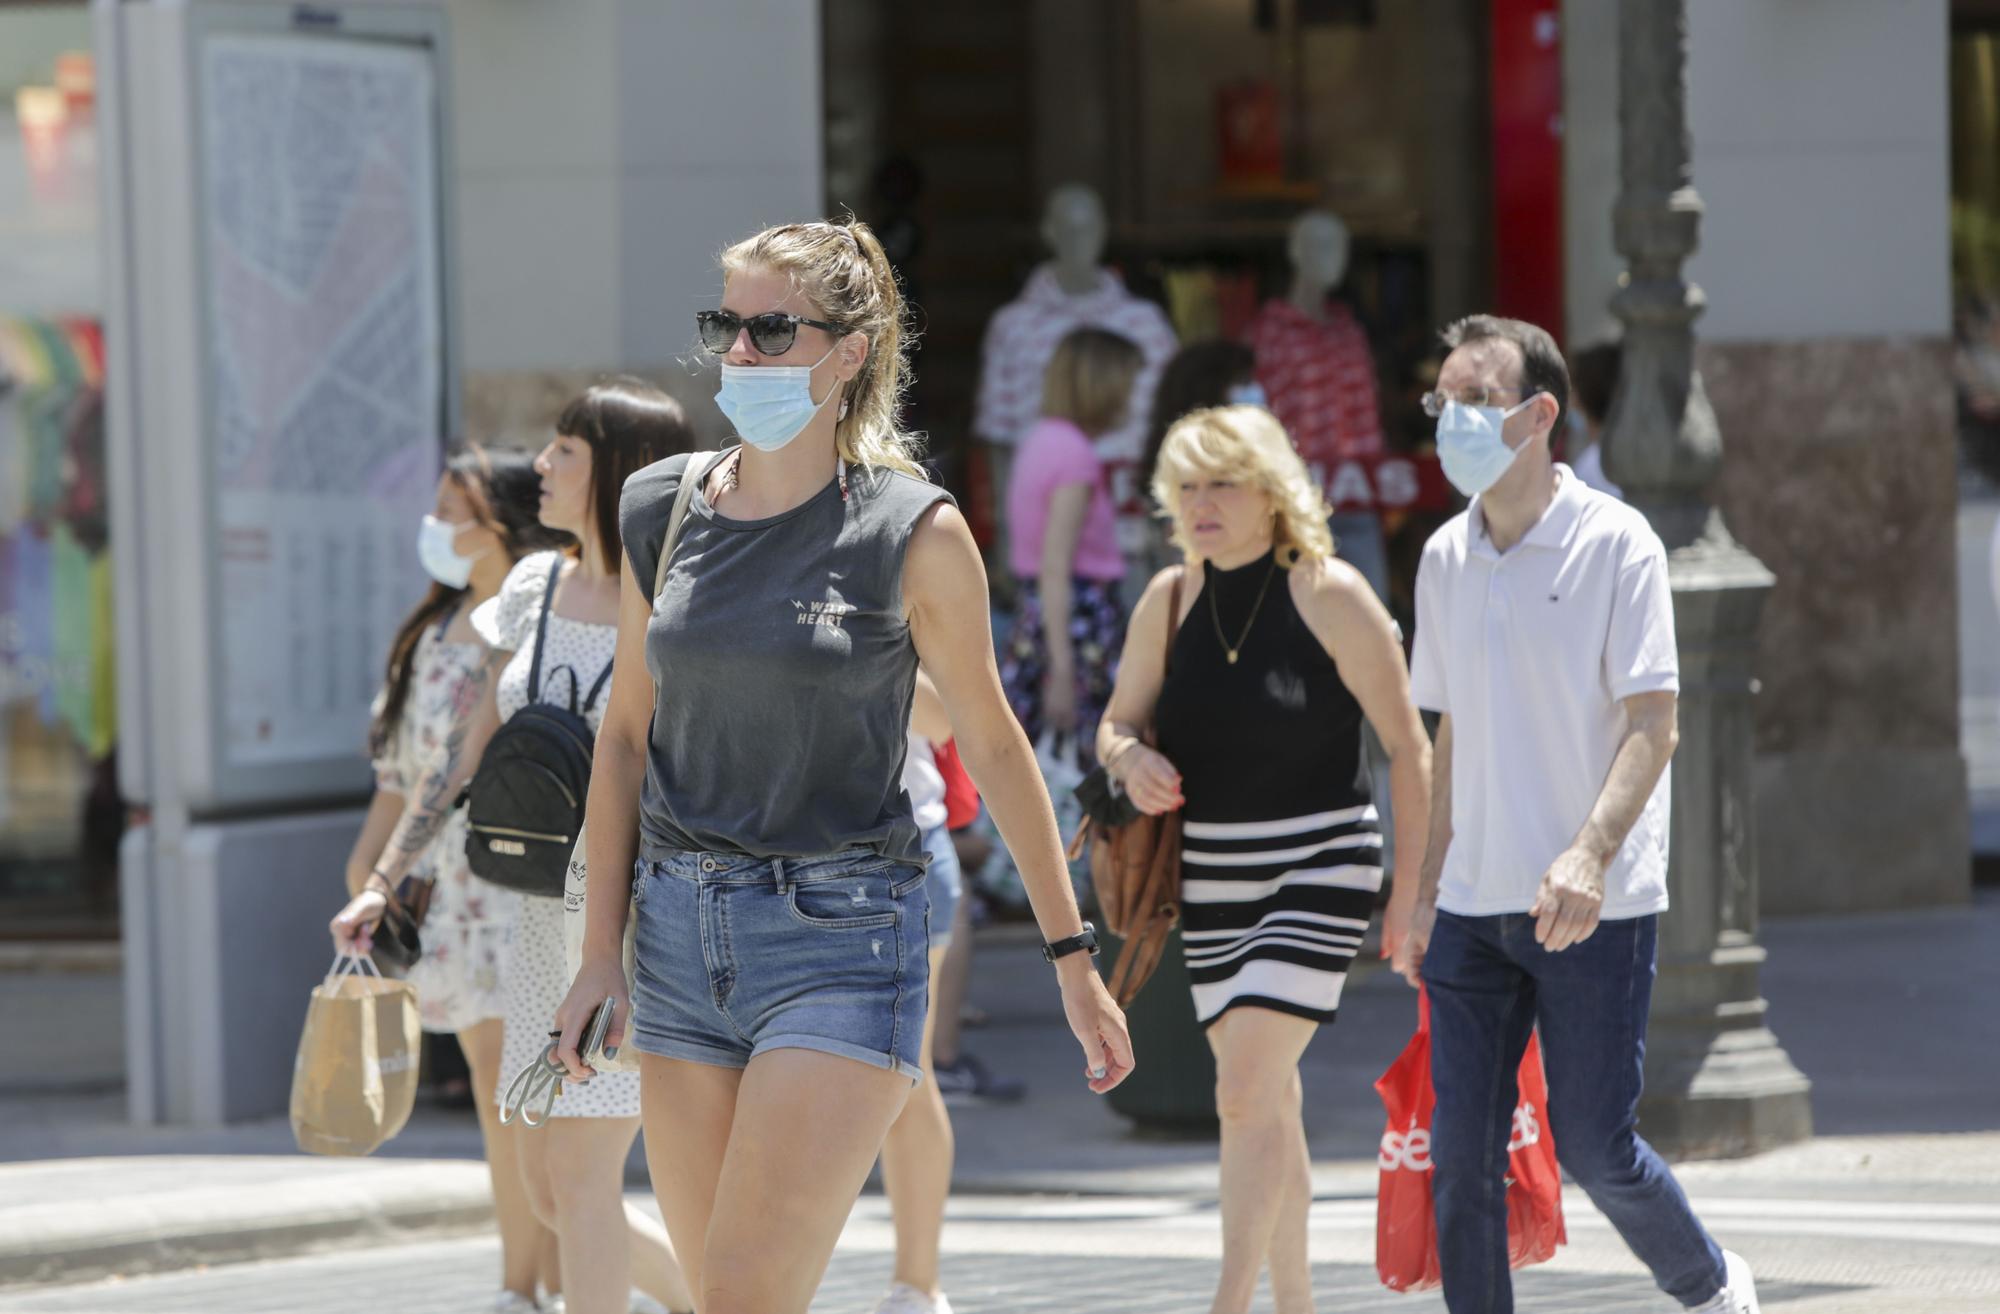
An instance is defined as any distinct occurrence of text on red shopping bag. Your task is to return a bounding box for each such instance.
[1373,990,1566,1292]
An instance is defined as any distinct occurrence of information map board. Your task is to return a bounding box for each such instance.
[200,31,444,774]
[114,2,464,809]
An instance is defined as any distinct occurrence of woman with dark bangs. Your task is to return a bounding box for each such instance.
[334,382,700,1314]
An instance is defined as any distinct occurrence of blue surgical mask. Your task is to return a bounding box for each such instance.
[417,515,479,589]
[1436,396,1538,498]
[716,343,843,453]
[1226,382,1269,409]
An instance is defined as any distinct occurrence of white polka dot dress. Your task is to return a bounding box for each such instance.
[481,551,640,1119]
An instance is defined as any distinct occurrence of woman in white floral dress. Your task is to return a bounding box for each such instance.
[334,383,700,1314]
[332,449,568,1311]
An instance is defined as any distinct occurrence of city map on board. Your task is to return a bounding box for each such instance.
[201,33,441,771]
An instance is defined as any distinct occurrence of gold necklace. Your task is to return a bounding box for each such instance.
[1209,556,1278,665]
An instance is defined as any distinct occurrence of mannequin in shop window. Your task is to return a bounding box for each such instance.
[1246,219,1403,888]
[973,184,1178,576]
[1244,210,1390,601]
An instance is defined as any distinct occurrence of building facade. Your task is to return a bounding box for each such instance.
[0,0,1980,1118]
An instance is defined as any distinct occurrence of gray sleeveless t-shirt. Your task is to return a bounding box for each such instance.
[619,452,953,865]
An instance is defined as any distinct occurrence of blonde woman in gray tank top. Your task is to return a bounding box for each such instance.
[549,220,1134,1314]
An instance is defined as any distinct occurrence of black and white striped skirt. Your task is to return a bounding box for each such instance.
[1179,804,1383,1027]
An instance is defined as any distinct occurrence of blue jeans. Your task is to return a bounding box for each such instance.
[1420,911,1725,1312]
[629,849,931,1082]
[920,822,962,950]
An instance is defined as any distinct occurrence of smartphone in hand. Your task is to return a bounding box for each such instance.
[579,996,617,1067]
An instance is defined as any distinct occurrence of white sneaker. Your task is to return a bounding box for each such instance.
[871,1283,954,1314]
[492,1294,541,1314]
[1689,1250,1760,1314]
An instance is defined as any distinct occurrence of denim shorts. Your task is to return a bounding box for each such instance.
[629,849,931,1082]
[920,823,962,951]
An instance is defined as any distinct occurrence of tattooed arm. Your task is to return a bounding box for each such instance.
[330,647,509,954]
[375,646,508,883]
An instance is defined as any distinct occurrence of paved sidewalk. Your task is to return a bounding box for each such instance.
[4,1184,1997,1313]
[0,891,1992,1295]
[0,1157,492,1289]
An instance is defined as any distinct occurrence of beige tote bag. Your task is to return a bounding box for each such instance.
[289,954,421,1156]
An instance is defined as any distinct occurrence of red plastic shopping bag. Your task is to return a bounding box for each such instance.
[1374,989,1566,1291]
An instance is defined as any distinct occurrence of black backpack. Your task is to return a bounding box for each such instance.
[464,557,613,897]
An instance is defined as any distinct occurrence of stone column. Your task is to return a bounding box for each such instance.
[1603,0,1812,1159]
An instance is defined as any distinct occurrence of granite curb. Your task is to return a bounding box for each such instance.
[0,1157,493,1290]
[0,944,119,975]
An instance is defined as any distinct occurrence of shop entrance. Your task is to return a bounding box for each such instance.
[823,0,1500,626]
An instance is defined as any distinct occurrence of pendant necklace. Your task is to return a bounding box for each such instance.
[1209,555,1279,665]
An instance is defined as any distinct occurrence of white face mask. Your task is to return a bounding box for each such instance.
[1436,396,1539,498]
[715,343,843,453]
[417,515,480,589]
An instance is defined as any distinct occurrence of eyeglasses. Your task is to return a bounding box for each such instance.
[1420,386,1531,418]
[696,309,847,357]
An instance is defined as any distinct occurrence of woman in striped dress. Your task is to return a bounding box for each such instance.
[1098,405,1431,1314]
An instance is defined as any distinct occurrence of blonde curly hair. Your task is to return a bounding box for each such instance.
[1150,405,1335,566]
[719,218,926,479]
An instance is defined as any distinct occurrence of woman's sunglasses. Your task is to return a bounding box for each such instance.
[696,309,846,357]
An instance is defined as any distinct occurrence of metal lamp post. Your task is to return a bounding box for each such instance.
[1603,0,1813,1158]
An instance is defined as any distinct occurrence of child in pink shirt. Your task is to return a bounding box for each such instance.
[1000,328,1143,767]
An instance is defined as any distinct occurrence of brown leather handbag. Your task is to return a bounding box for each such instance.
[1065,569,1185,1007]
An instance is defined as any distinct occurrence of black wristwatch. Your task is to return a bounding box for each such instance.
[1042,921,1101,964]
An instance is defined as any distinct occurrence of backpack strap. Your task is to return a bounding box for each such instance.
[581,658,614,715]
[526,554,564,705]
[541,664,583,714]
[654,449,729,601]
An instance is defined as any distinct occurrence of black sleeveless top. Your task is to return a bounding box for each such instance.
[1154,550,1369,825]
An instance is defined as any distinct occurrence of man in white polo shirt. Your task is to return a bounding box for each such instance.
[1395,316,1758,1314]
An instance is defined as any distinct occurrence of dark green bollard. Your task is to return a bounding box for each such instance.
[1103,926,1218,1130]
